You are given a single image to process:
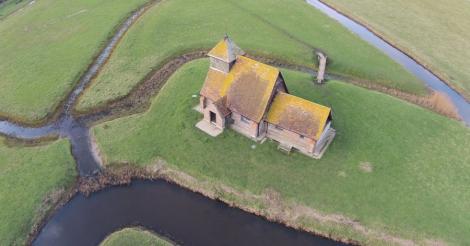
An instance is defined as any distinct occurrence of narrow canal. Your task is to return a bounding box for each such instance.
[33,180,344,246]
[0,0,468,245]
[0,2,345,245]
[307,0,470,125]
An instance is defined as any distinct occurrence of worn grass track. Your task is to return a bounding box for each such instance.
[76,0,426,112]
[0,0,467,244]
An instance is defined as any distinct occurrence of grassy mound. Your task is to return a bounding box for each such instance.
[92,59,470,245]
[322,0,470,99]
[0,0,148,123]
[0,139,77,245]
[76,0,425,112]
[100,228,173,246]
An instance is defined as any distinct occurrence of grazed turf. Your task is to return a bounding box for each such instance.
[0,139,76,245]
[76,0,425,112]
[93,60,470,245]
[0,0,149,122]
[322,0,470,99]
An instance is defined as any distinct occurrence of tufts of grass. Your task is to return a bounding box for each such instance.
[93,59,470,245]
[76,0,426,112]
[0,138,77,245]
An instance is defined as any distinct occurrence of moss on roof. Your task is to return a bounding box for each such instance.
[207,36,244,62]
[226,56,279,122]
[200,56,280,122]
[203,37,330,128]
[200,68,230,101]
[267,92,331,140]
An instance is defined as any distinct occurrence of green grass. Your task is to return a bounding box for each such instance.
[0,139,77,245]
[100,228,173,246]
[93,59,470,245]
[322,0,470,99]
[0,0,149,123]
[76,0,426,112]
[0,0,30,19]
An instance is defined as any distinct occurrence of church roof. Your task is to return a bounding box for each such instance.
[226,56,279,122]
[201,36,331,132]
[207,36,245,62]
[267,92,331,140]
[201,56,280,123]
[200,68,230,101]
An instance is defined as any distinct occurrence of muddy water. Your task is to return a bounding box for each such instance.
[306,0,470,125]
[33,180,345,246]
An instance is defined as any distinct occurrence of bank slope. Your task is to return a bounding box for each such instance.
[0,0,30,19]
[0,139,77,245]
[76,0,426,112]
[100,227,173,246]
[0,0,149,123]
[322,0,470,100]
[92,59,470,245]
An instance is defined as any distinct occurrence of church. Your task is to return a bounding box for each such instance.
[196,36,335,158]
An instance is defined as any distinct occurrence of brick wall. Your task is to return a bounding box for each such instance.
[266,123,316,154]
[231,112,259,139]
[201,97,226,129]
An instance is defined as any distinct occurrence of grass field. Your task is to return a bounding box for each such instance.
[100,228,173,246]
[322,0,470,99]
[93,59,470,245]
[0,0,148,123]
[0,139,76,245]
[76,0,426,112]
[0,0,29,19]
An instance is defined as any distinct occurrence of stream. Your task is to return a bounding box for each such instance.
[0,0,468,245]
[307,0,470,125]
[33,180,344,246]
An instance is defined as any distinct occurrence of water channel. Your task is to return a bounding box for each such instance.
[307,0,470,125]
[0,0,468,245]
[33,180,344,246]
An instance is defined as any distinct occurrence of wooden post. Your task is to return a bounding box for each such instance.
[315,51,327,84]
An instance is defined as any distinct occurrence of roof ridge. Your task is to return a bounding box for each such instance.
[278,92,331,110]
[208,36,245,62]
[267,92,331,140]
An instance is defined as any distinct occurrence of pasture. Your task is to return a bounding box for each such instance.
[0,139,76,245]
[76,0,425,112]
[93,59,470,245]
[322,0,470,99]
[0,0,148,123]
